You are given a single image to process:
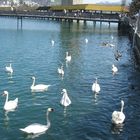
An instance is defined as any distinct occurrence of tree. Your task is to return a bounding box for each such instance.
[129,0,140,15]
[19,0,23,5]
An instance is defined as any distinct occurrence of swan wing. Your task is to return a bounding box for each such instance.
[112,67,118,73]
[4,99,18,110]
[58,68,64,75]
[6,67,10,71]
[31,84,50,91]
[66,56,71,62]
[60,93,71,107]
[58,68,61,73]
[20,123,48,134]
[14,98,18,103]
[112,111,125,124]
[5,67,13,73]
[92,83,95,91]
[92,83,100,93]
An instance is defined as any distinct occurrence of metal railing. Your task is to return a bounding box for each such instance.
[0,10,120,23]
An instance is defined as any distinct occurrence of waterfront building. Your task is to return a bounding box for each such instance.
[62,0,83,6]
[48,0,61,6]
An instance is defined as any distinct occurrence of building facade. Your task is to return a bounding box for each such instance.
[62,0,82,5]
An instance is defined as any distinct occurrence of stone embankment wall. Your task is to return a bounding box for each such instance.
[128,13,140,65]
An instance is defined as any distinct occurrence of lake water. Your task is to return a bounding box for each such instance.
[0,17,140,140]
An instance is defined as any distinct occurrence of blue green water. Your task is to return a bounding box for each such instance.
[0,17,140,140]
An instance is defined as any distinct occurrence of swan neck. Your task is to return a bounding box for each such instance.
[32,78,35,87]
[121,103,124,112]
[5,93,8,104]
[46,111,51,127]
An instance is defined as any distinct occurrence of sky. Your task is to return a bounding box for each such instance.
[83,0,132,5]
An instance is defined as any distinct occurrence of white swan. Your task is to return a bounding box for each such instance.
[109,43,115,47]
[112,100,125,125]
[5,63,13,74]
[85,38,88,44]
[60,89,71,107]
[112,64,118,74]
[92,78,100,93]
[58,65,64,76]
[2,91,18,111]
[65,52,71,62]
[51,40,54,46]
[31,76,50,92]
[20,108,54,134]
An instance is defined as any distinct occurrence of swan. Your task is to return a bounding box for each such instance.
[20,108,54,134]
[51,40,54,46]
[92,78,100,93]
[114,50,122,61]
[112,100,125,125]
[5,63,13,74]
[109,43,115,47]
[60,89,71,107]
[65,52,71,62]
[31,76,50,92]
[112,64,118,73]
[58,65,64,76]
[2,91,18,111]
[101,42,115,47]
[85,38,88,44]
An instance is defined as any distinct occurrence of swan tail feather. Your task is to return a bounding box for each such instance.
[20,128,26,132]
[15,98,18,103]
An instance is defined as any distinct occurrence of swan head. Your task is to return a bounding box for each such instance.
[61,89,67,94]
[47,108,54,112]
[2,91,8,96]
[120,100,124,112]
[32,76,35,80]
[95,78,98,83]
[112,64,115,67]
[121,100,124,107]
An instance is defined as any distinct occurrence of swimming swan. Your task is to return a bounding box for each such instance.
[51,40,55,46]
[112,100,125,125]
[5,63,13,74]
[2,91,18,111]
[60,89,71,107]
[31,76,50,92]
[85,38,88,44]
[92,78,100,93]
[20,108,54,134]
[58,65,64,76]
[112,64,118,74]
[65,52,71,62]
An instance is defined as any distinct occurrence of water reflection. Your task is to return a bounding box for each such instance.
[3,110,16,128]
[111,123,124,134]
[3,112,10,128]
[63,107,67,117]
[7,73,14,83]
[23,132,46,139]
